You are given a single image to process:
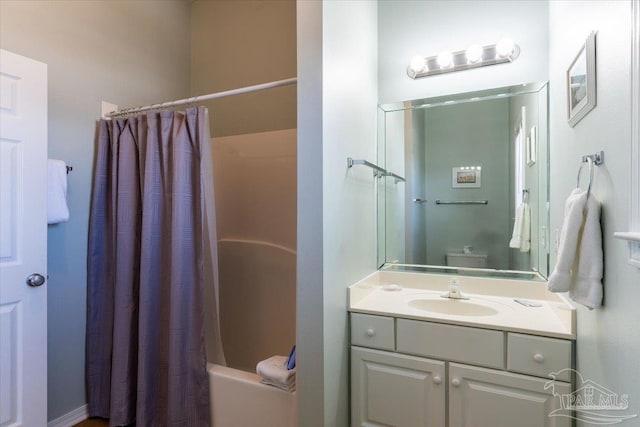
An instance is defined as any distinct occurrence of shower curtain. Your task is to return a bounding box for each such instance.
[87,107,223,426]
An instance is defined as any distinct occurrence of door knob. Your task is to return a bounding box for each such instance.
[451,378,461,387]
[433,375,442,385]
[26,273,46,287]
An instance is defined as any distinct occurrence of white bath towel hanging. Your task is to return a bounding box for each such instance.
[548,188,603,309]
[47,159,70,224]
[509,203,530,253]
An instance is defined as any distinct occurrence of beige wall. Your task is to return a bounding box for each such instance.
[191,0,297,375]
[213,130,297,372]
[0,0,191,421]
[190,0,296,137]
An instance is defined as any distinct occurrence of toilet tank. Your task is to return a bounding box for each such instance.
[446,252,488,268]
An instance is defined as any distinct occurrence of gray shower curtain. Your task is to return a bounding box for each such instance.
[87,107,211,426]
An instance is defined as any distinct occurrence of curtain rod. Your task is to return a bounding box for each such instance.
[107,77,297,118]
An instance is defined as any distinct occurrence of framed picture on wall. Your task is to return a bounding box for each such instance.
[567,31,597,127]
[452,166,482,188]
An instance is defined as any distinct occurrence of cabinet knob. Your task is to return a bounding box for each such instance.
[451,378,461,387]
[433,375,442,385]
[533,353,545,363]
[366,328,375,337]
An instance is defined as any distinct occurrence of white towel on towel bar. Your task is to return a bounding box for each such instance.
[509,203,530,253]
[548,188,603,309]
[47,159,70,224]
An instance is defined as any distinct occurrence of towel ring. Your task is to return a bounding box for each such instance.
[576,156,594,199]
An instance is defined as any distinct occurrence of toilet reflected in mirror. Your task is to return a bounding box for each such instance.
[446,252,488,269]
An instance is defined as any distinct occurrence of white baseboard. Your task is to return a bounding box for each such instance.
[48,404,88,427]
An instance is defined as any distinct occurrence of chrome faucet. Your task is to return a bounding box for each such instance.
[441,278,469,300]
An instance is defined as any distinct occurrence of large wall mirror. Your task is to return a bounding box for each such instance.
[378,82,550,279]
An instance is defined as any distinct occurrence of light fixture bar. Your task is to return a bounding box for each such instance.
[407,42,520,79]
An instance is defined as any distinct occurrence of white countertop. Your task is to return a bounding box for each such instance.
[348,271,576,340]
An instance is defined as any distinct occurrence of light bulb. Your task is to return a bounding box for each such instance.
[466,44,483,63]
[437,51,453,68]
[409,55,426,73]
[496,38,515,58]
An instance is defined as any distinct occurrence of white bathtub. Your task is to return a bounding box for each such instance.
[208,363,296,427]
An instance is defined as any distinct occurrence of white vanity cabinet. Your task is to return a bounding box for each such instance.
[350,313,573,427]
[448,363,571,427]
[352,346,446,427]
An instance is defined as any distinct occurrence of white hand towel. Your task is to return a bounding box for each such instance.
[510,203,530,252]
[548,188,603,309]
[521,203,531,253]
[256,355,296,391]
[548,189,588,292]
[569,193,603,309]
[509,204,524,249]
[47,159,70,224]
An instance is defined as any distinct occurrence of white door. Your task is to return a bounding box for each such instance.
[0,49,48,427]
[449,363,571,427]
[351,346,446,427]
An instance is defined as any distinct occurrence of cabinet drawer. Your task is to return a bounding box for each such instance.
[351,313,395,351]
[507,333,572,381]
[397,319,504,369]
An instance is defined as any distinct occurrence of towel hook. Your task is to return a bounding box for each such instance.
[576,156,594,199]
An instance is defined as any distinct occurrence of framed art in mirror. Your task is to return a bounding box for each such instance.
[567,31,597,127]
[452,167,482,188]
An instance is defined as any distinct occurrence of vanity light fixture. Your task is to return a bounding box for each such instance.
[410,55,427,73]
[465,44,483,64]
[407,38,520,79]
[436,51,454,68]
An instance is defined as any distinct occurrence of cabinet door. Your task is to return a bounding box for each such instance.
[351,346,445,427]
[449,363,571,427]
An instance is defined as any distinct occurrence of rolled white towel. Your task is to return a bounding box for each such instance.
[256,355,295,391]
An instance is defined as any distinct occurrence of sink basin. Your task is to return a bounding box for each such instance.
[408,298,499,316]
